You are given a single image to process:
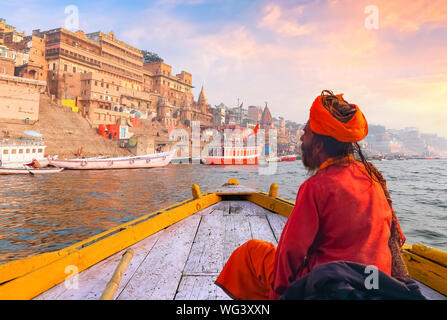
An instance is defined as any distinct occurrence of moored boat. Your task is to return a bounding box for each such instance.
[265,156,281,162]
[48,150,175,170]
[280,155,297,161]
[0,167,64,175]
[0,180,445,300]
[202,146,259,165]
[0,140,49,168]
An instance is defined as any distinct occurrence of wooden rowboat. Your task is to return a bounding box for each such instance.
[48,150,175,170]
[0,167,64,175]
[0,180,445,300]
[280,155,297,161]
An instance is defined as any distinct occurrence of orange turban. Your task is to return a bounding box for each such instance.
[309,94,368,142]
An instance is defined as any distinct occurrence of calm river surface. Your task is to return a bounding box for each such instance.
[0,159,446,264]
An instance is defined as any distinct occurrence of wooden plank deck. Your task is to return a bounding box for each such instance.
[34,200,286,300]
[33,199,445,300]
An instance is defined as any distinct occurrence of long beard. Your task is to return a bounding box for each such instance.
[301,143,318,175]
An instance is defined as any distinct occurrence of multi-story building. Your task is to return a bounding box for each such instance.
[0,19,25,46]
[248,105,262,123]
[10,33,47,82]
[143,61,193,107]
[40,28,144,99]
[156,85,213,128]
[0,21,214,130]
[79,71,160,125]
[213,103,226,127]
[42,28,103,98]
[86,31,144,89]
[0,44,29,66]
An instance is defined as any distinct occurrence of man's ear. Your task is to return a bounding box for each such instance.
[313,140,324,154]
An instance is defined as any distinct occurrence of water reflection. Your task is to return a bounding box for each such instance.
[0,160,446,264]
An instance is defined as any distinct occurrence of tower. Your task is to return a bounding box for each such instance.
[260,102,274,130]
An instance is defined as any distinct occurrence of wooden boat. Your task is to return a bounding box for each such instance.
[0,167,64,175]
[265,156,281,162]
[202,147,259,165]
[48,150,174,170]
[280,155,297,162]
[0,180,445,300]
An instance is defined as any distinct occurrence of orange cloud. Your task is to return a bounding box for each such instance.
[258,4,310,37]
[378,0,447,32]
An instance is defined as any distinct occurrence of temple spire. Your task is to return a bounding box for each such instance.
[198,86,208,106]
[260,102,273,129]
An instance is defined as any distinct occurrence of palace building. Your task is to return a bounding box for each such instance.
[0,19,214,129]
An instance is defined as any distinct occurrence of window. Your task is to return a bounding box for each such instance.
[26,149,30,154]
[38,149,42,153]
[11,149,16,154]
[19,149,23,154]
[73,67,76,73]
[3,150,8,154]
[64,64,67,72]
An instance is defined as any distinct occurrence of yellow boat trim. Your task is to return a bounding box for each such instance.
[247,192,294,218]
[411,244,447,268]
[403,246,447,296]
[0,180,446,299]
[227,179,239,185]
[0,192,220,300]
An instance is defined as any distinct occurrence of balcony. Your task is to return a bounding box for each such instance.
[60,50,101,68]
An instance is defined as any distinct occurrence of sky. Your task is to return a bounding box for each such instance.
[2,0,447,137]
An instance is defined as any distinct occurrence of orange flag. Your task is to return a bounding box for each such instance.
[249,124,259,136]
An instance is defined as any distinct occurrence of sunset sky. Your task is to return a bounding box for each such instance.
[3,0,447,137]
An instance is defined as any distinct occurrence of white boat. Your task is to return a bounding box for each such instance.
[0,140,48,168]
[202,146,259,165]
[48,150,175,170]
[0,167,64,175]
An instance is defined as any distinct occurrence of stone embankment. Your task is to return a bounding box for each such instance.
[0,94,161,159]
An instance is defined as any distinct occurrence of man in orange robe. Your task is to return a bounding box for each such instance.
[215,90,405,300]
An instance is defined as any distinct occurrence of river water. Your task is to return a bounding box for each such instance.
[0,159,446,264]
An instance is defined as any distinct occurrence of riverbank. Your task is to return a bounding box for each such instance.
[0,94,170,159]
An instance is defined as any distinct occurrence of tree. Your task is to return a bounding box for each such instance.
[142,50,164,63]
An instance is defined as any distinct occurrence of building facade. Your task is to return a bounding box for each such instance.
[0,20,214,131]
[0,56,14,75]
[0,73,46,123]
[12,33,48,82]
[143,61,193,107]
